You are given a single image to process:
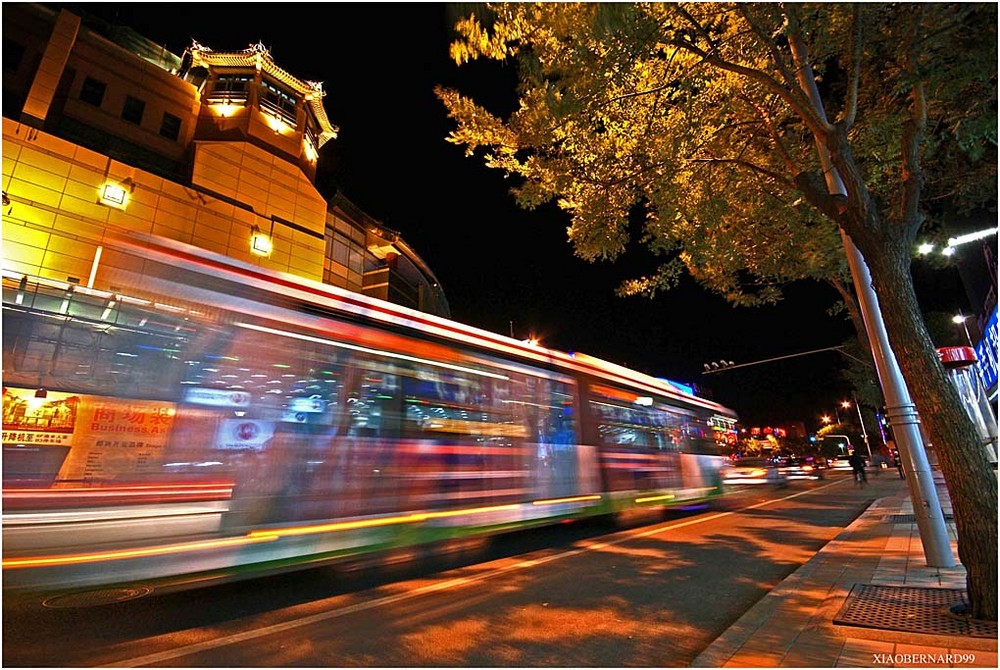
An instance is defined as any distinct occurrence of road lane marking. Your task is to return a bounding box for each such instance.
[101,479,848,667]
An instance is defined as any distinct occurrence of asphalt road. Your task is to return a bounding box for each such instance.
[2,470,898,667]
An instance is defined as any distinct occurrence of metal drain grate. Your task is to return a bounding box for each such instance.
[885,514,953,524]
[834,584,997,639]
[42,586,153,608]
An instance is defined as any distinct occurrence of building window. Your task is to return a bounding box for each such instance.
[260,79,297,126]
[206,74,252,103]
[213,74,252,93]
[122,95,145,124]
[79,76,106,107]
[305,122,319,149]
[159,112,181,140]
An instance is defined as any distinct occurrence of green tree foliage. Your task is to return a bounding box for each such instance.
[437,2,997,619]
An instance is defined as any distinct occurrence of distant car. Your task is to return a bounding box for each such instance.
[722,458,787,487]
[779,457,825,481]
[828,456,855,471]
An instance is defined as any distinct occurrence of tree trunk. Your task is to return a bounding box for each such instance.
[851,233,998,620]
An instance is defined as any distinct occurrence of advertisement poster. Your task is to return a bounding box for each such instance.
[215,419,275,450]
[3,387,176,483]
[2,387,78,444]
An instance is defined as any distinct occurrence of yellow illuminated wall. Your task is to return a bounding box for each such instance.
[2,3,446,317]
[190,141,327,277]
[2,117,327,285]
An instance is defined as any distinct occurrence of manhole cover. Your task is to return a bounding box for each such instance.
[834,584,997,639]
[42,586,153,608]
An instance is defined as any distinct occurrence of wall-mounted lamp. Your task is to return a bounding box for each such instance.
[303,137,318,162]
[250,226,272,256]
[34,388,48,399]
[265,113,289,134]
[100,179,133,209]
[211,102,242,118]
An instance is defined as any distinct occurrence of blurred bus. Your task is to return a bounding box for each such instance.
[3,233,737,600]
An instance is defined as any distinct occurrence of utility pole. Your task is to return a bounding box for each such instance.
[787,26,954,567]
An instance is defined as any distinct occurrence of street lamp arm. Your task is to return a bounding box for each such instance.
[702,345,853,374]
[832,348,868,365]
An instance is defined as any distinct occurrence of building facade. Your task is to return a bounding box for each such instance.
[2,3,449,317]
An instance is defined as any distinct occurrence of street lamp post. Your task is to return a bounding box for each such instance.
[790,44,953,567]
[950,313,998,462]
[850,394,873,460]
[952,313,974,348]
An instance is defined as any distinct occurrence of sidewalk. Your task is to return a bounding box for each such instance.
[691,473,998,668]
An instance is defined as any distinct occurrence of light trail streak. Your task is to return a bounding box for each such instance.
[99,479,846,667]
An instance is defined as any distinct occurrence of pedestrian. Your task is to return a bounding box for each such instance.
[848,450,867,487]
[871,449,883,476]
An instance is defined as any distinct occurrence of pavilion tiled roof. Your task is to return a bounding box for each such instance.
[189,41,338,147]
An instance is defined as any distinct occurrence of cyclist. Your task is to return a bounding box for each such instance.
[848,450,868,487]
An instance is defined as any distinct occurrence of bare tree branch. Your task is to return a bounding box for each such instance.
[842,4,862,130]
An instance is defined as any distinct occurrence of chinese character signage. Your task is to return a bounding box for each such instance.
[976,306,998,392]
[3,387,176,482]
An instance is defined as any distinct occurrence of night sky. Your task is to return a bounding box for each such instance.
[65,2,973,429]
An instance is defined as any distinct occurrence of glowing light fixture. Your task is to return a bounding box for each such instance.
[949,227,998,247]
[250,226,272,256]
[211,103,241,118]
[100,183,128,209]
[303,137,318,162]
[917,226,997,257]
[265,113,289,134]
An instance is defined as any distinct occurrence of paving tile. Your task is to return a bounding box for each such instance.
[725,649,787,667]
[954,648,997,667]
[689,486,994,670]
[785,637,852,667]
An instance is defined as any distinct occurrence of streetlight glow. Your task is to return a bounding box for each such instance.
[916,226,998,258]
[948,227,999,248]
[953,313,974,348]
